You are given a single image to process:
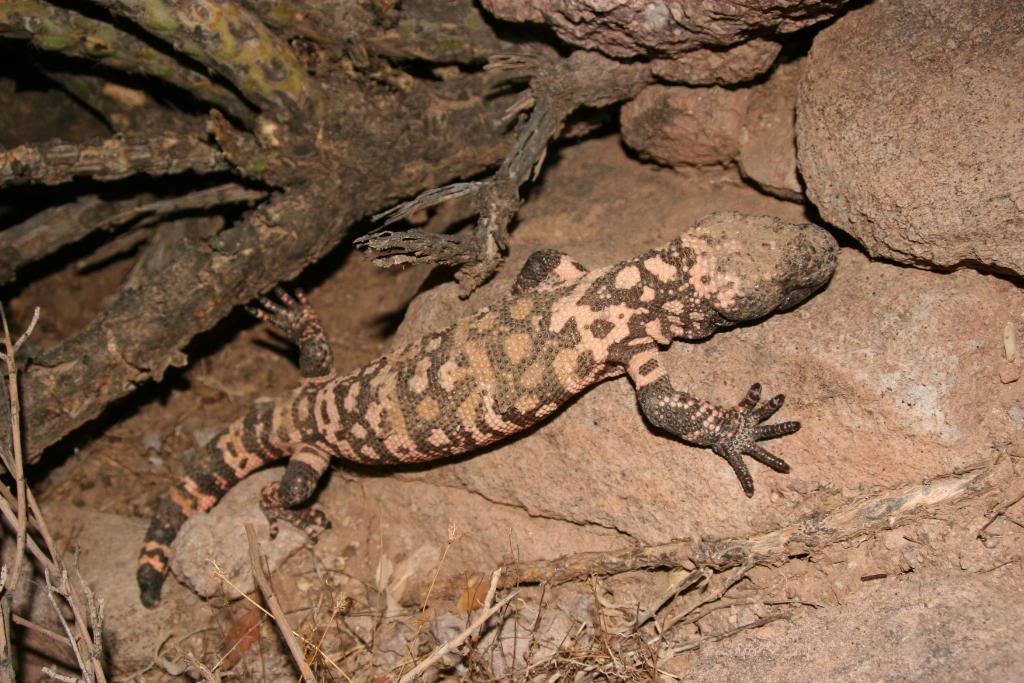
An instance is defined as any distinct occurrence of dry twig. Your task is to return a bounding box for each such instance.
[483,468,987,593]
[0,134,228,188]
[358,50,653,295]
[398,590,521,683]
[244,523,316,683]
[0,306,106,682]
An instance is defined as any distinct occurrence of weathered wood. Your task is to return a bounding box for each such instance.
[4,73,515,462]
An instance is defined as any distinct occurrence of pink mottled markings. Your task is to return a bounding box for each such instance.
[137,213,838,608]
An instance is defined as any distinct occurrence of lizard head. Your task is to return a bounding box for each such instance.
[678,212,838,324]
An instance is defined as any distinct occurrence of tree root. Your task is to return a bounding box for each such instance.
[491,465,992,591]
[92,0,320,123]
[0,183,265,284]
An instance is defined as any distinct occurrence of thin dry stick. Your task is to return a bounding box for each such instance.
[481,568,502,617]
[0,307,105,682]
[468,567,504,648]
[0,305,37,593]
[634,568,710,630]
[397,590,520,683]
[306,595,352,679]
[668,613,788,655]
[10,614,67,647]
[0,486,54,575]
[244,524,316,683]
[182,652,219,683]
[42,569,91,683]
[663,597,820,635]
[977,486,1024,538]
[207,561,353,682]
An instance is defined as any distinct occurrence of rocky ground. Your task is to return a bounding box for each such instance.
[1,0,1021,681]
[13,131,1022,680]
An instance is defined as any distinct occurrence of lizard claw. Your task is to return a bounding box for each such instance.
[260,481,331,542]
[715,383,799,497]
[246,287,322,345]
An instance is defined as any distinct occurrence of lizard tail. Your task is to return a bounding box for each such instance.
[138,402,287,607]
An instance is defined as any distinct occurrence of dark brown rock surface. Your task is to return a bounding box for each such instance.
[481,0,848,58]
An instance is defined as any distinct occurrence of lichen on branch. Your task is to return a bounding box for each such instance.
[92,0,320,122]
[0,0,253,123]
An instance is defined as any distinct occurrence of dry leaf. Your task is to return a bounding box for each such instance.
[220,606,262,670]
[455,574,489,614]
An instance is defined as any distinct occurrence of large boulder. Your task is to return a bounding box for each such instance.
[481,0,847,58]
[796,0,1024,276]
[621,59,804,201]
[480,0,850,85]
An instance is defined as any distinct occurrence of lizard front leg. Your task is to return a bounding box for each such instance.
[511,249,589,294]
[626,345,798,496]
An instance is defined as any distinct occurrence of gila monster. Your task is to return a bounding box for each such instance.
[138,212,838,607]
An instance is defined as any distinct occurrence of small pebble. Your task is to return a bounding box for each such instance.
[998,361,1020,384]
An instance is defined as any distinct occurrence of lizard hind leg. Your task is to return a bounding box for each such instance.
[511,249,589,294]
[260,444,333,541]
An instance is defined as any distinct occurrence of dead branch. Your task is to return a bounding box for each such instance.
[0,0,252,124]
[976,476,1024,539]
[42,570,91,683]
[92,0,319,122]
[244,523,315,683]
[634,568,711,631]
[485,467,988,592]
[6,71,514,463]
[0,184,265,284]
[0,134,228,187]
[666,614,790,656]
[358,50,653,295]
[0,569,11,683]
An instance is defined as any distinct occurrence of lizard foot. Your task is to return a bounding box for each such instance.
[246,287,335,378]
[260,481,332,541]
[246,287,323,345]
[712,383,799,497]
